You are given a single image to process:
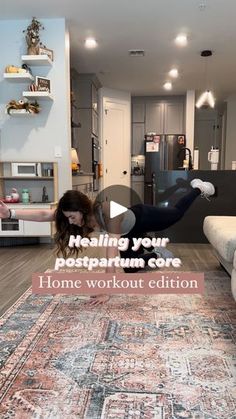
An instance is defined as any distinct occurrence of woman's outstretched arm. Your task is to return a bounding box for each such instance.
[0,200,55,222]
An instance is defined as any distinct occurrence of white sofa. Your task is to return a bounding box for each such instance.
[203,216,236,301]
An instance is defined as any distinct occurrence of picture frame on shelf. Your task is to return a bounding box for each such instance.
[35,76,51,93]
[38,47,54,62]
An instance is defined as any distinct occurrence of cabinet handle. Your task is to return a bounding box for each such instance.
[123,170,127,175]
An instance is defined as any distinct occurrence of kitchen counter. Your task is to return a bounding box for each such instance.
[148,170,236,243]
[7,202,56,207]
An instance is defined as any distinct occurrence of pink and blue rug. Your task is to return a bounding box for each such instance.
[0,270,235,418]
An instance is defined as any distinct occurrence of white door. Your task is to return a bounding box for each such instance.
[103,99,130,189]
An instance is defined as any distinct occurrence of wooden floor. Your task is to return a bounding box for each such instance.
[0,243,226,316]
[168,243,221,271]
[0,244,56,316]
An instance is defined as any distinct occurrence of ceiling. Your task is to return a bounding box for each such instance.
[1,0,236,102]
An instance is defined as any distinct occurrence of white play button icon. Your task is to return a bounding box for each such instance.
[94,184,142,233]
[110,201,128,219]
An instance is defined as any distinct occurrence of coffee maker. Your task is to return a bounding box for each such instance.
[208,146,219,170]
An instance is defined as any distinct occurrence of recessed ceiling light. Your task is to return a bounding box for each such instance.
[85,38,97,48]
[163,81,172,91]
[169,68,179,78]
[175,34,188,47]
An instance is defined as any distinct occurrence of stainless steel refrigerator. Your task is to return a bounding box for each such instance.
[144,134,186,204]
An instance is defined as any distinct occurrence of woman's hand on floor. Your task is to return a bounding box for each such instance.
[86,295,110,306]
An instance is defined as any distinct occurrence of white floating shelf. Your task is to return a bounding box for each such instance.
[6,109,36,116]
[23,91,53,101]
[3,73,34,82]
[21,55,53,66]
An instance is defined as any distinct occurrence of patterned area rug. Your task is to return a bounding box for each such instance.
[0,271,236,419]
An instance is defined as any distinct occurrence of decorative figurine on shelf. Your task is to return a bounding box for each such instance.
[29,83,38,92]
[21,189,30,204]
[5,64,32,74]
[6,99,41,115]
[2,188,20,203]
[21,64,32,74]
[42,186,49,202]
[11,188,20,202]
[23,17,44,55]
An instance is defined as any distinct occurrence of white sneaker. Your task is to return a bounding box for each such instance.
[190,178,215,199]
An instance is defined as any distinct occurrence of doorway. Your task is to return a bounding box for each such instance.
[101,93,131,189]
[194,109,222,170]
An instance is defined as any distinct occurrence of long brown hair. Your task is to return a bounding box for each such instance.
[54,190,93,257]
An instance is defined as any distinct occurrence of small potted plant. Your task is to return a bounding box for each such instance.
[23,17,44,55]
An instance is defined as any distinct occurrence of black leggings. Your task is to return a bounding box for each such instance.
[120,187,200,272]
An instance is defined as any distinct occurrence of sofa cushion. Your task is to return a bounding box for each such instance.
[203,216,236,263]
[231,269,236,301]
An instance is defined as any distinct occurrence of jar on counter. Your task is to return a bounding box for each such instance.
[11,188,20,202]
[193,148,199,170]
[133,162,141,175]
[183,159,189,170]
[21,189,30,203]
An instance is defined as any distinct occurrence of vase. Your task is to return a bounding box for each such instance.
[27,45,39,55]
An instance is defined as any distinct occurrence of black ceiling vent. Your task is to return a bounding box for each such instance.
[129,49,145,57]
[201,50,212,57]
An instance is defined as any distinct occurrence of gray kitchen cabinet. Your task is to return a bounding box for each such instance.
[145,102,164,133]
[132,102,145,123]
[132,123,145,155]
[164,102,184,134]
[92,82,99,113]
[71,72,101,173]
[76,109,93,173]
[131,96,185,160]
[92,109,98,137]
[131,176,144,203]
[145,101,184,134]
[75,75,99,109]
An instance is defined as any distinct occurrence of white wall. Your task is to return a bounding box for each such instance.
[225,95,236,169]
[0,19,71,197]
